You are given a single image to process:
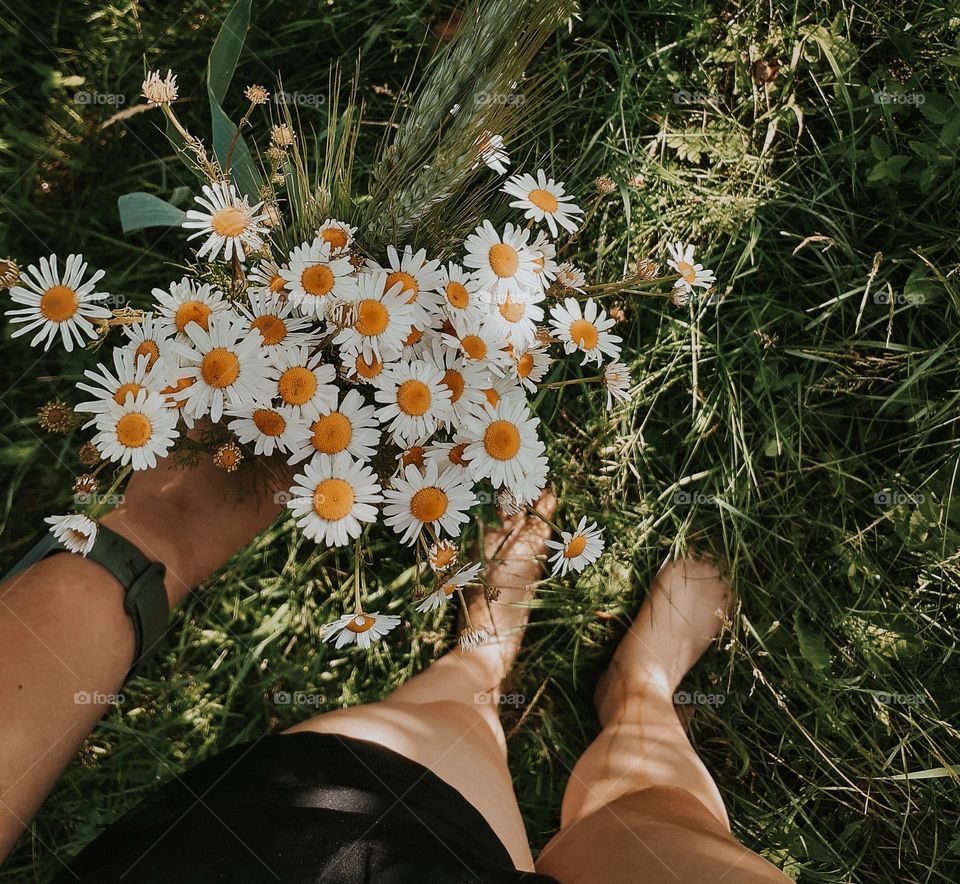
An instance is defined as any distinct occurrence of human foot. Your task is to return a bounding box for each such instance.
[594,555,732,726]
[459,492,557,671]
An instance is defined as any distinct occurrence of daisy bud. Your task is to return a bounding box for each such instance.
[671,287,690,308]
[141,70,178,106]
[484,584,501,602]
[609,304,626,323]
[38,400,73,434]
[244,84,269,105]
[214,441,243,473]
[270,124,296,149]
[457,624,490,652]
[72,473,100,497]
[78,442,101,466]
[635,258,660,280]
[595,175,616,195]
[0,257,21,288]
[428,539,459,573]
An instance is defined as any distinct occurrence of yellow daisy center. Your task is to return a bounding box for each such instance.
[162,376,194,410]
[217,446,241,469]
[442,369,465,403]
[402,446,426,468]
[461,334,487,360]
[135,339,161,370]
[253,408,286,437]
[410,487,449,523]
[310,412,353,454]
[677,261,697,285]
[484,420,521,460]
[532,256,545,273]
[516,352,535,378]
[404,325,423,347]
[115,413,152,448]
[433,546,457,569]
[483,388,500,407]
[113,382,143,405]
[346,614,375,633]
[39,285,79,322]
[278,366,317,405]
[355,354,383,379]
[312,477,355,521]
[498,297,526,323]
[450,442,471,467]
[569,319,599,350]
[356,299,389,336]
[201,348,240,388]
[320,227,349,250]
[528,188,559,213]
[396,379,431,416]
[488,243,519,278]
[269,274,288,293]
[386,270,419,303]
[211,206,249,238]
[175,300,212,333]
[301,264,335,296]
[564,535,588,558]
[446,282,470,309]
[251,314,288,346]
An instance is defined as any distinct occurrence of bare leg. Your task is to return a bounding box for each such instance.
[536,557,790,883]
[286,497,556,872]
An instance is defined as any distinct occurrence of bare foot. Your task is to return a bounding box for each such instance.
[459,491,557,680]
[594,556,732,727]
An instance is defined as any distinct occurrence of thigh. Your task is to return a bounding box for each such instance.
[286,697,535,872]
[535,785,790,883]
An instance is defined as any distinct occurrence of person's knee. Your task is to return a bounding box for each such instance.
[385,697,508,755]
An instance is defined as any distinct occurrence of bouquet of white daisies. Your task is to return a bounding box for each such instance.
[2,0,715,651]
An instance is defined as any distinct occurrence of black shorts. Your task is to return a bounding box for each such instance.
[57,732,559,883]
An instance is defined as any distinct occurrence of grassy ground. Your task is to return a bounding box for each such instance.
[3,1,960,881]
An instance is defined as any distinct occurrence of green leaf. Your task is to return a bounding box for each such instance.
[870,135,890,159]
[795,620,831,670]
[117,192,186,234]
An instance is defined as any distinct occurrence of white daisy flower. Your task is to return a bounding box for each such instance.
[92,389,179,470]
[343,351,386,385]
[603,361,632,407]
[555,262,586,293]
[335,269,414,363]
[182,181,268,263]
[152,278,230,338]
[287,452,383,547]
[502,170,583,237]
[5,254,111,352]
[510,344,551,392]
[172,314,274,422]
[160,374,198,427]
[529,231,560,286]
[479,373,528,413]
[549,297,622,366]
[372,245,443,331]
[373,359,453,446]
[513,451,550,507]
[473,131,509,175]
[666,241,716,294]
[315,218,357,255]
[383,459,478,545]
[45,513,98,556]
[121,314,178,379]
[428,539,460,573]
[323,611,401,650]
[442,312,512,377]
[465,398,545,490]
[287,389,381,464]
[484,287,545,351]
[423,338,490,431]
[75,346,166,426]
[281,238,359,318]
[247,258,291,301]
[141,70,178,105]
[424,438,475,476]
[227,404,309,456]
[237,288,316,353]
[416,562,483,612]
[437,262,488,322]
[545,517,605,576]
[270,345,338,421]
[463,221,539,300]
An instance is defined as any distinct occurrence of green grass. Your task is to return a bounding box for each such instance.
[3,1,960,881]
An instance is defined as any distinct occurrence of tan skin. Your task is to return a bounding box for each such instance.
[0,452,788,881]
